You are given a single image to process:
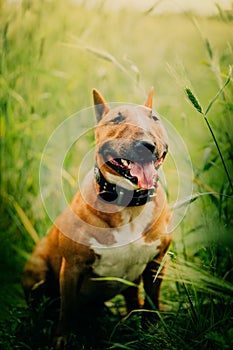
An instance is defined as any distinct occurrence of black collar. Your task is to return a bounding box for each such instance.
[94,164,157,207]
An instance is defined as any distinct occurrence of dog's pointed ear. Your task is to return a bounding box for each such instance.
[93,88,110,122]
[144,86,154,109]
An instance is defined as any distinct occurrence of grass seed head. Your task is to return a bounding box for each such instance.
[185,88,203,114]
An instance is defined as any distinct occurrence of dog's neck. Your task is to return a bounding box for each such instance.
[94,164,158,207]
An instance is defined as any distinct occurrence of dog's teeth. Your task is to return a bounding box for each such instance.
[121,159,128,167]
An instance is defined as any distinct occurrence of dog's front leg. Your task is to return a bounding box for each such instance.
[143,259,164,311]
[140,259,165,330]
[55,256,84,348]
[122,277,141,312]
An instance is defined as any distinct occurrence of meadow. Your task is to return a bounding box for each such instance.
[0,0,233,349]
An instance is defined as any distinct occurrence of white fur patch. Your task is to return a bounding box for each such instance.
[91,237,161,282]
[90,202,161,282]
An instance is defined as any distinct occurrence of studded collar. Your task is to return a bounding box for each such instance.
[94,164,157,207]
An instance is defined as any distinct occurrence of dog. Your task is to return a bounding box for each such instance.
[22,88,172,348]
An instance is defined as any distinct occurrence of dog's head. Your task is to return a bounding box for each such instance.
[93,88,168,190]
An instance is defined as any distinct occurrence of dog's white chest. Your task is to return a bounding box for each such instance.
[91,237,161,282]
[90,203,161,282]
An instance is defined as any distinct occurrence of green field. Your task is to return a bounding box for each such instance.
[0,1,233,349]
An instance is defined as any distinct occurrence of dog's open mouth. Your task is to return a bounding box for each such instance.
[106,155,164,189]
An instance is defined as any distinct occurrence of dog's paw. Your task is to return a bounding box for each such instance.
[141,310,160,333]
[54,335,67,349]
[54,333,80,350]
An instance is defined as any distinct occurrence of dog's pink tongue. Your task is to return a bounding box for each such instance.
[130,162,156,189]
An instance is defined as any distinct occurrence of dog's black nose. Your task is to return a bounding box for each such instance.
[133,141,155,162]
[134,141,155,154]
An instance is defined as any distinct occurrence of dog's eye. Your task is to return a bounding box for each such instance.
[152,115,159,121]
[111,113,125,124]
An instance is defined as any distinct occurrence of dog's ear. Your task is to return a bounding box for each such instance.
[144,86,154,109]
[93,88,110,122]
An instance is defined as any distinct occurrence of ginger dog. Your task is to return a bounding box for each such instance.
[22,88,172,347]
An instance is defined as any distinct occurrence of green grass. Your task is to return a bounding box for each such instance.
[0,0,233,349]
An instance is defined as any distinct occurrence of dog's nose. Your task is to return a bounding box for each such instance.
[134,141,155,155]
[133,141,155,162]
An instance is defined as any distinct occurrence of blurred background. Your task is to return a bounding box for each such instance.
[0,0,233,349]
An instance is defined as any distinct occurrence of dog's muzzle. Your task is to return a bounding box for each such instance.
[99,140,167,190]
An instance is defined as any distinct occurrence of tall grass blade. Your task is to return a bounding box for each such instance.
[205,65,232,116]
[65,42,133,79]
[85,45,143,89]
[186,66,233,193]
[153,252,168,282]
[202,115,233,193]
[62,169,77,188]
[171,192,220,210]
[205,39,213,60]
[182,282,199,324]
[107,342,135,350]
[64,40,146,95]
[167,257,233,298]
[144,0,163,15]
[2,191,40,244]
[12,200,40,244]
[91,276,138,288]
